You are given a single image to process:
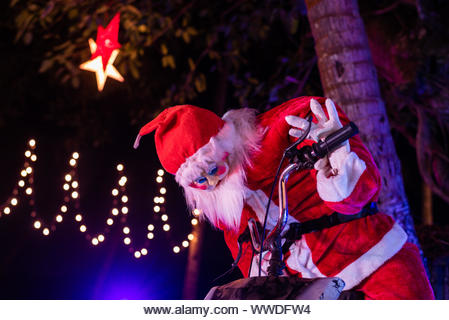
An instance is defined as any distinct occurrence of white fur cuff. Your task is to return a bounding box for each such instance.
[316,150,366,202]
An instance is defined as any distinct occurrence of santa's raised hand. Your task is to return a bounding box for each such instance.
[285,98,366,203]
[285,98,347,144]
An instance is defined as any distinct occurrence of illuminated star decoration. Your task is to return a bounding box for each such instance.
[80,13,124,92]
[91,13,121,70]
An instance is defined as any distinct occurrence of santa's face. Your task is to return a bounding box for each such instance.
[181,151,246,231]
[189,157,229,191]
[172,108,262,231]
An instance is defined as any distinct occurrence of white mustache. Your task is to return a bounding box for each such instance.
[184,165,246,232]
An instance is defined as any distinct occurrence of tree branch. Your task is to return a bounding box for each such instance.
[150,0,198,46]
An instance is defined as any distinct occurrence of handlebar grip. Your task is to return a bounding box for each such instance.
[313,122,359,159]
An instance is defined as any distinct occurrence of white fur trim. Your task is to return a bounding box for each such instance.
[244,188,299,235]
[249,250,271,276]
[335,222,407,290]
[245,187,302,277]
[249,247,289,277]
[316,148,367,202]
[285,238,326,279]
[246,189,406,289]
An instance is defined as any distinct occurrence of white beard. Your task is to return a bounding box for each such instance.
[176,107,265,232]
[183,164,246,232]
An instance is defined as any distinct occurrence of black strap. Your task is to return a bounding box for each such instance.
[233,202,378,268]
[281,202,378,254]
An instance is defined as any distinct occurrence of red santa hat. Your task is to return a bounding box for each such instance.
[133,105,225,174]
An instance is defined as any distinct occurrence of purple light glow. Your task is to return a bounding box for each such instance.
[95,278,154,300]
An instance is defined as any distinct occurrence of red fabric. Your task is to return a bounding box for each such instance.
[303,213,395,277]
[221,96,434,299]
[137,105,225,174]
[357,243,435,299]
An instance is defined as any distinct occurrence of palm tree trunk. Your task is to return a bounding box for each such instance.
[304,0,419,246]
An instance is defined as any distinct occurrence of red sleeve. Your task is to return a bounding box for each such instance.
[254,96,381,214]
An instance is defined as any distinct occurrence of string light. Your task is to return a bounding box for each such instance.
[188,234,194,241]
[118,177,127,186]
[173,246,180,253]
[0,140,196,259]
[191,218,198,225]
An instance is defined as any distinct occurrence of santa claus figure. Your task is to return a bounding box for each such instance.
[134,96,434,299]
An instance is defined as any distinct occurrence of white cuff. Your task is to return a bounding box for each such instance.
[316,147,366,202]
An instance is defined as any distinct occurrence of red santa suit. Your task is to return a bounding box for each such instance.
[135,96,434,300]
[220,96,434,299]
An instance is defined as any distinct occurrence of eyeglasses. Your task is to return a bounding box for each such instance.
[190,162,228,190]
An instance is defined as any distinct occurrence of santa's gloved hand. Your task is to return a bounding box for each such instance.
[285,98,347,144]
[285,98,350,174]
[285,98,366,202]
